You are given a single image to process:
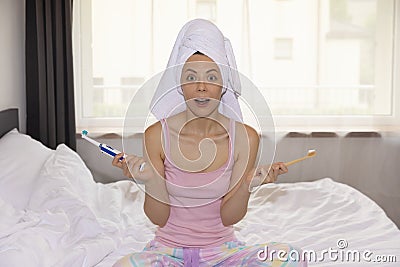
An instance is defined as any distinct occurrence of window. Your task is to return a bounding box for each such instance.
[73,0,400,131]
[196,0,217,22]
[274,38,293,60]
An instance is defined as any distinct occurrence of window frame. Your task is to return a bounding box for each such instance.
[73,0,400,133]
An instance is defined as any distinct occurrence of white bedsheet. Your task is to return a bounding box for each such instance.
[0,144,399,266]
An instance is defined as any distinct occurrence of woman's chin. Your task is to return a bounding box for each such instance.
[188,107,219,118]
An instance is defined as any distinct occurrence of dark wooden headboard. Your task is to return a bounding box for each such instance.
[0,108,19,138]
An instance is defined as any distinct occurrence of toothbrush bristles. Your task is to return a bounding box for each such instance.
[82,130,88,136]
[307,149,316,156]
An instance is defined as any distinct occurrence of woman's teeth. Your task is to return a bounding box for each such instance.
[195,98,210,103]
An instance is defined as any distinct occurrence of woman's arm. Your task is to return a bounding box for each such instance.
[112,122,170,227]
[220,123,259,226]
[142,122,170,227]
[220,124,289,226]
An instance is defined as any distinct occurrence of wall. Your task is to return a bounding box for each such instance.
[0,0,26,132]
[77,133,400,229]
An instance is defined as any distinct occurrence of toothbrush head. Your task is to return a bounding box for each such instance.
[307,149,316,157]
[82,130,88,136]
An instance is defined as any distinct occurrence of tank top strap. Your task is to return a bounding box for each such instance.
[160,119,170,158]
[229,118,235,158]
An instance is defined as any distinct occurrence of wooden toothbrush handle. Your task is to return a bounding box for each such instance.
[285,156,309,166]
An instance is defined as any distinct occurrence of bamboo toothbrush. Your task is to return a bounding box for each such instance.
[285,149,316,166]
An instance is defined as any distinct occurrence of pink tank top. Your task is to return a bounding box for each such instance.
[155,118,236,248]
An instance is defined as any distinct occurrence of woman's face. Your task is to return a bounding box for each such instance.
[180,54,223,117]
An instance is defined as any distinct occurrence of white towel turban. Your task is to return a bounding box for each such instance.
[150,19,243,122]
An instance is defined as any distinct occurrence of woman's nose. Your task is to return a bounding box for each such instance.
[197,81,206,91]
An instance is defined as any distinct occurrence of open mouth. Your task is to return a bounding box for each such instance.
[194,98,211,106]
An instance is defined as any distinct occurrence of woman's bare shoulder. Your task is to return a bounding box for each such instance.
[232,121,259,160]
[145,121,162,137]
[234,121,259,141]
[144,121,163,147]
[144,121,165,159]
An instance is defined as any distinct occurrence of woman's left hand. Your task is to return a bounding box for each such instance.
[246,162,288,189]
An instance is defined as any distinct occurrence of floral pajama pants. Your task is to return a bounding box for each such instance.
[113,240,308,267]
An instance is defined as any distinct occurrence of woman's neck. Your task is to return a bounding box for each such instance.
[182,111,226,136]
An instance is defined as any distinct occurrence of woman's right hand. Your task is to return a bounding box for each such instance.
[112,153,154,183]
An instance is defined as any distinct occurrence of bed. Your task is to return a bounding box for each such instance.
[0,108,399,266]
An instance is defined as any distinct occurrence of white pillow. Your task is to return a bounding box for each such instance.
[0,128,53,210]
[28,144,98,212]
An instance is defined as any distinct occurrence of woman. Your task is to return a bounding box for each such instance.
[112,19,306,267]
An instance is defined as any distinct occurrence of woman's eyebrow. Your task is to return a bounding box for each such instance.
[206,69,218,73]
[185,68,197,73]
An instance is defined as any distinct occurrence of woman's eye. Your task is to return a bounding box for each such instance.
[208,75,217,82]
[186,74,196,81]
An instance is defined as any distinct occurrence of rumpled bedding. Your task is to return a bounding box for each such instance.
[1,144,399,266]
[0,145,155,266]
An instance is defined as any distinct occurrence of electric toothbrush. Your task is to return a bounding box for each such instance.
[81,130,146,172]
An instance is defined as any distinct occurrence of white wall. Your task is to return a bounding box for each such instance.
[0,0,26,132]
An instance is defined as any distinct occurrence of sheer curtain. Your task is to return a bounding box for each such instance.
[74,0,398,127]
